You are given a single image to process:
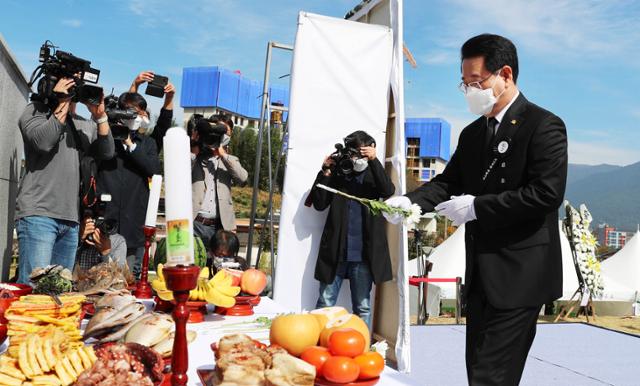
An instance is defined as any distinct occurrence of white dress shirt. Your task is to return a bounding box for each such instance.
[491,90,520,134]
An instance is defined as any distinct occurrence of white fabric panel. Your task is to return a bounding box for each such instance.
[349,0,410,371]
[601,232,640,300]
[274,12,393,312]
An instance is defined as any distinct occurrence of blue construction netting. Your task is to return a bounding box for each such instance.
[405,118,451,161]
[181,66,289,121]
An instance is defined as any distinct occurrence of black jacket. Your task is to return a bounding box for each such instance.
[97,133,161,249]
[407,93,568,309]
[311,158,395,284]
[150,108,173,153]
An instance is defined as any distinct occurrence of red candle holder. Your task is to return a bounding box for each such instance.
[134,225,157,299]
[163,264,200,386]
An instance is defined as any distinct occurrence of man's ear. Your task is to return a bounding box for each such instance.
[501,65,514,84]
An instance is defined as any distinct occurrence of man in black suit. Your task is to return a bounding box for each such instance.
[385,34,568,385]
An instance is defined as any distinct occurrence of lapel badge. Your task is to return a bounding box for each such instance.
[497,140,509,154]
[511,119,517,125]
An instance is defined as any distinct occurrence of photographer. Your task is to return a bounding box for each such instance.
[128,71,176,152]
[75,215,127,270]
[309,131,395,326]
[191,114,248,247]
[15,75,114,284]
[97,92,161,278]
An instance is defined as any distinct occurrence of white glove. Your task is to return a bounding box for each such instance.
[383,196,412,224]
[434,195,477,226]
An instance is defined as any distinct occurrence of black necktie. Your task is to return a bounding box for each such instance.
[485,117,499,150]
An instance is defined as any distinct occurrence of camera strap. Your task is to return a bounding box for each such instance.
[68,117,98,208]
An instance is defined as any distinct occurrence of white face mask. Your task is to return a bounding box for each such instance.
[463,73,505,116]
[353,157,369,173]
[220,134,230,147]
[126,115,150,131]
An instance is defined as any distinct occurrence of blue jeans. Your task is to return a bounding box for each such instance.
[16,216,79,284]
[316,261,374,326]
[126,247,145,280]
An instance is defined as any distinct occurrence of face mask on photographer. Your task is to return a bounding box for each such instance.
[220,134,230,147]
[353,157,369,172]
[125,115,151,132]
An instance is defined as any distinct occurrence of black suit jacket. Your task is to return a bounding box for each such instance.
[407,93,568,308]
[310,158,396,285]
[97,134,161,249]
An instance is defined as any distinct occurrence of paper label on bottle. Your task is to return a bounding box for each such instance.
[166,219,191,264]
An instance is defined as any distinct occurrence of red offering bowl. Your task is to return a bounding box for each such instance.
[0,324,7,346]
[0,283,33,297]
[314,377,380,386]
[153,297,207,323]
[215,295,259,316]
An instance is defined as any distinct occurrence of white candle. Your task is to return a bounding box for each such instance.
[163,127,195,266]
[144,175,163,227]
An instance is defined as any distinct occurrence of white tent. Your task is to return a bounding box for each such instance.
[417,222,580,299]
[601,231,640,300]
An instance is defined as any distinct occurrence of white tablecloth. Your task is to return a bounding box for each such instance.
[183,297,417,385]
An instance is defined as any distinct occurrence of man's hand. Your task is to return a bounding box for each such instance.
[322,155,336,176]
[80,218,95,242]
[383,196,412,224]
[435,195,477,226]
[130,71,155,92]
[163,82,176,109]
[214,145,227,158]
[86,228,112,256]
[84,95,106,120]
[123,134,134,148]
[360,146,377,161]
[53,77,75,97]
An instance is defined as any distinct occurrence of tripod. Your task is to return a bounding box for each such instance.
[414,229,434,324]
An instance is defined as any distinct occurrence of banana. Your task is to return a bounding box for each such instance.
[205,284,236,308]
[28,334,43,376]
[199,267,210,279]
[157,263,165,282]
[151,279,167,292]
[216,284,241,297]
[209,270,232,287]
[34,335,50,373]
[156,290,174,301]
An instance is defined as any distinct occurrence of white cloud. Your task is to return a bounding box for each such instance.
[569,141,639,166]
[418,0,640,64]
[419,50,456,65]
[61,19,82,28]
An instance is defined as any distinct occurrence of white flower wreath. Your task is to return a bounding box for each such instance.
[565,203,604,297]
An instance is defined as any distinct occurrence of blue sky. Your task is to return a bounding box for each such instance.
[2,0,639,165]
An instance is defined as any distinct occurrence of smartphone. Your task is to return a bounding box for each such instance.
[145,74,168,98]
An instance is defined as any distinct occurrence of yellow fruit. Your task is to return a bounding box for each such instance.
[151,279,167,292]
[269,314,321,356]
[310,306,348,330]
[199,267,210,279]
[157,263,165,282]
[205,285,235,308]
[156,290,174,301]
[209,270,232,287]
[319,314,370,350]
[216,284,241,297]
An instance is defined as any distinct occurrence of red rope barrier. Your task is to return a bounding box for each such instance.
[409,276,459,286]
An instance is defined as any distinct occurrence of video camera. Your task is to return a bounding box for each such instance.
[104,94,138,141]
[189,115,228,148]
[28,41,103,105]
[327,143,361,176]
[83,194,117,242]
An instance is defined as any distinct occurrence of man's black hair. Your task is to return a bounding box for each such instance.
[208,112,234,131]
[345,130,375,148]
[209,230,240,257]
[118,92,148,111]
[461,34,519,83]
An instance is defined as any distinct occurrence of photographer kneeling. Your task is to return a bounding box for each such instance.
[15,43,114,284]
[309,131,395,326]
[191,114,248,247]
[76,214,127,271]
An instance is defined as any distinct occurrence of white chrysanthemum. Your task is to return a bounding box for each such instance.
[403,204,422,227]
